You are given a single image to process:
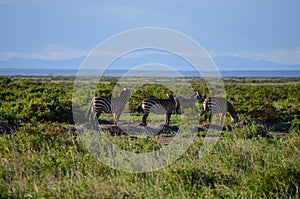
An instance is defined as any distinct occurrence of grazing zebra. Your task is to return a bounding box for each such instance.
[201,97,238,125]
[174,91,204,114]
[88,88,131,125]
[138,93,176,126]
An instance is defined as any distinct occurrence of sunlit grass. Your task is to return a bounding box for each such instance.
[0,76,300,198]
[0,123,299,198]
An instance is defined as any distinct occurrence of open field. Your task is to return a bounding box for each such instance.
[0,76,300,198]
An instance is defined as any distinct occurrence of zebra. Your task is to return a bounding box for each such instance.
[87,88,131,125]
[138,93,176,126]
[174,91,204,114]
[201,97,238,125]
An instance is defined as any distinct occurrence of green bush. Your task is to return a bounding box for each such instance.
[226,124,270,139]
[1,76,300,125]
[19,91,73,123]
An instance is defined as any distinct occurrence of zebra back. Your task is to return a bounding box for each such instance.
[92,96,112,114]
[175,91,204,109]
[88,88,131,120]
[141,93,176,114]
[202,97,238,124]
[204,97,227,114]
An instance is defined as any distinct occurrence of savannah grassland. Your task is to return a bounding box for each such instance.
[0,76,300,198]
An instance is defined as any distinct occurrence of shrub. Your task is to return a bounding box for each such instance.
[227,124,270,139]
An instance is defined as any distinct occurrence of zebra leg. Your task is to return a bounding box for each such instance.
[88,111,94,123]
[209,112,213,124]
[165,112,172,126]
[219,113,225,126]
[142,113,149,126]
[200,110,207,123]
[93,112,100,126]
[204,110,210,123]
[114,112,121,126]
[113,113,117,125]
[204,111,208,122]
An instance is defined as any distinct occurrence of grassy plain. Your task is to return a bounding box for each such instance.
[0,76,299,198]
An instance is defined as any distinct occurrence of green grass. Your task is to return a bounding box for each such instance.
[0,123,299,198]
[0,76,300,198]
[99,114,182,125]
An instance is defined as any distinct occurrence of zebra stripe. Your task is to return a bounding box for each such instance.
[174,91,204,114]
[138,93,176,126]
[88,88,131,125]
[201,97,238,125]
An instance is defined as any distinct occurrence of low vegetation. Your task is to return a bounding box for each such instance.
[0,76,299,198]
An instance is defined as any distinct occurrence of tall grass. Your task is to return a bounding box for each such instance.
[0,123,299,198]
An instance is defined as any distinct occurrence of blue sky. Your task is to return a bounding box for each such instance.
[0,0,300,66]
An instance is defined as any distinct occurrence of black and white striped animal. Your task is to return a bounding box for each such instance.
[201,97,238,125]
[138,93,176,126]
[88,88,131,125]
[174,91,204,114]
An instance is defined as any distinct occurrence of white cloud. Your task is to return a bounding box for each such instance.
[122,50,171,59]
[262,48,300,65]
[90,49,223,61]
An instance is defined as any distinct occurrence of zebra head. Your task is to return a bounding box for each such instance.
[192,91,204,103]
[232,114,239,124]
[231,109,239,124]
[166,92,175,100]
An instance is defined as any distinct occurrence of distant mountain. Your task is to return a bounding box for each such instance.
[0,56,299,71]
[213,56,300,71]
[0,57,85,69]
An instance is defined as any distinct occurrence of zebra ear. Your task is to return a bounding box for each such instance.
[166,92,174,98]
